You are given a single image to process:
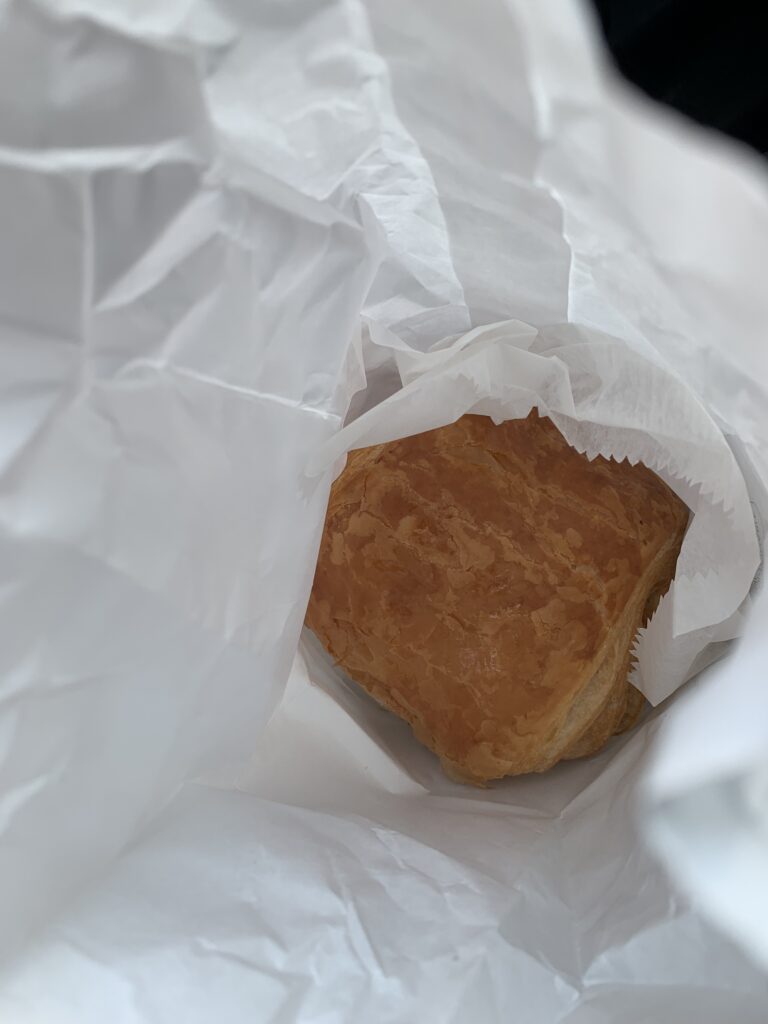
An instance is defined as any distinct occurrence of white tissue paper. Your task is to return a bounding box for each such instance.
[0,0,767,1021]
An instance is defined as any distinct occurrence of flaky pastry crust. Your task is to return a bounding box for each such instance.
[307,412,688,783]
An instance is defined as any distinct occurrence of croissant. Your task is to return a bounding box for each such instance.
[306,412,688,783]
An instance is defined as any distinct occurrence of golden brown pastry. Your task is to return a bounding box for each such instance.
[306,412,688,783]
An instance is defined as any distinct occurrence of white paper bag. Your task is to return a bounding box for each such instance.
[1,0,767,1021]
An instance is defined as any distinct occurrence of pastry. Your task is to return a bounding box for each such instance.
[306,412,688,783]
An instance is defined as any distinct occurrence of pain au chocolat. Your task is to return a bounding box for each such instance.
[306,412,688,783]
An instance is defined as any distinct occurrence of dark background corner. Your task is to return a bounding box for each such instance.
[588,0,768,157]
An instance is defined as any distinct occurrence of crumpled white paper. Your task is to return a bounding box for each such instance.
[643,582,768,972]
[1,0,768,1021]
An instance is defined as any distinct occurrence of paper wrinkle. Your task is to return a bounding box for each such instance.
[642,588,768,945]
[0,0,413,959]
[114,364,342,422]
[0,1,215,153]
[641,442,768,972]
[90,178,220,314]
[30,0,233,50]
[0,771,56,834]
[6,712,763,1023]
[523,27,768,452]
